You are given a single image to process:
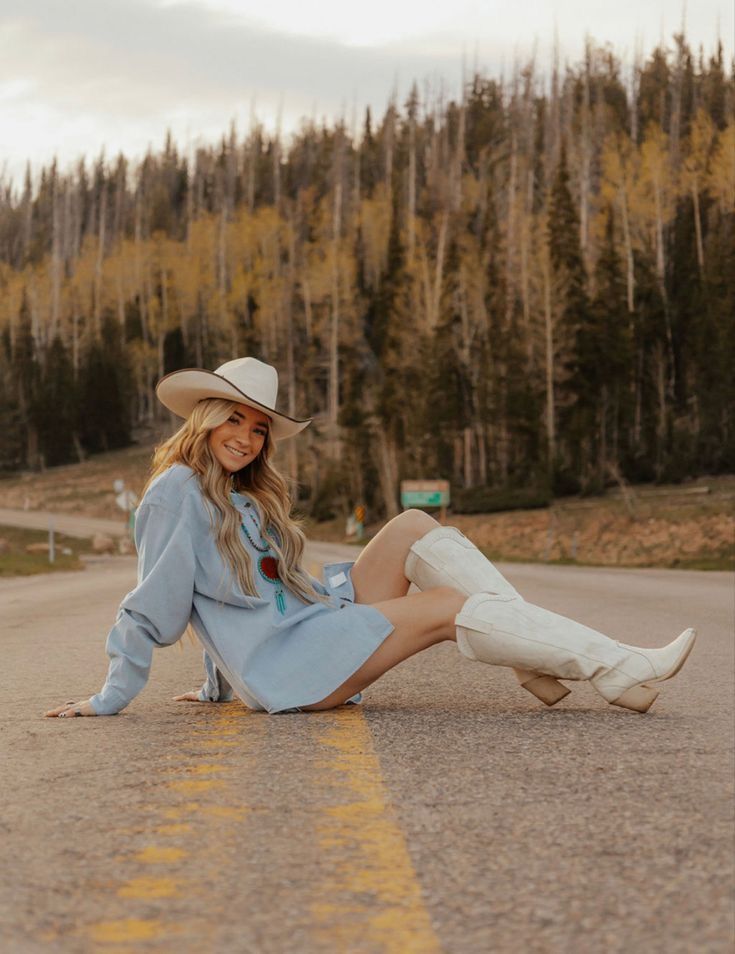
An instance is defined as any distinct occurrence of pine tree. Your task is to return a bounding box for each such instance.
[79,313,133,453]
[13,290,41,468]
[35,336,77,466]
[547,141,591,487]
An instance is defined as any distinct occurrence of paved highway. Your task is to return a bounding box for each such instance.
[1,544,732,952]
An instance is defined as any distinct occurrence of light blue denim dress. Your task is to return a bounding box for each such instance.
[88,464,394,715]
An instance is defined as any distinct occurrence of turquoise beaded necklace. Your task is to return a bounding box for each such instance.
[240,500,286,615]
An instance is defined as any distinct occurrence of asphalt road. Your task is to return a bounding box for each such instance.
[0,508,129,539]
[1,545,733,953]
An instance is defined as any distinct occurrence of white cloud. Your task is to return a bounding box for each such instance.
[0,0,730,187]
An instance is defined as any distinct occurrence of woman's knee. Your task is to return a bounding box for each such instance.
[393,508,439,540]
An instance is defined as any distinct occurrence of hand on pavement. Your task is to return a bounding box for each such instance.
[173,691,203,702]
[45,699,97,718]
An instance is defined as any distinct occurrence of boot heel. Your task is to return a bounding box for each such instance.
[520,674,571,707]
[611,684,659,713]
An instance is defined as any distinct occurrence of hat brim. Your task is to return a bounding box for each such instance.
[155,368,311,441]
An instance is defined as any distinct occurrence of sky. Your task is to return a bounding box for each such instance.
[0,0,731,188]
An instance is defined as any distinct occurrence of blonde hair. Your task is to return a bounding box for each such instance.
[145,398,331,608]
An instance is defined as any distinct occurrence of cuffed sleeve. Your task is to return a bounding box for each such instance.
[89,499,197,716]
[197,649,234,702]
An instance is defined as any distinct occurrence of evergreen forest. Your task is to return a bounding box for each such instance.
[0,35,733,519]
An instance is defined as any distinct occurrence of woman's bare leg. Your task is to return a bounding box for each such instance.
[349,509,440,603]
[301,586,466,711]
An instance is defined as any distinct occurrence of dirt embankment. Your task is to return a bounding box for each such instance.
[450,502,733,569]
[0,447,732,569]
[0,445,153,521]
[311,479,735,571]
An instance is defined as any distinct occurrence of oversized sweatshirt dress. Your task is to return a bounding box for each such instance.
[88,464,394,715]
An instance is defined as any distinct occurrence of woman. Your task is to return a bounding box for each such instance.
[45,357,696,720]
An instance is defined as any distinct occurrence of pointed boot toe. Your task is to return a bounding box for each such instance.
[593,628,697,712]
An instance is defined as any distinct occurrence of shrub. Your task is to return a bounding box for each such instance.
[452,485,552,514]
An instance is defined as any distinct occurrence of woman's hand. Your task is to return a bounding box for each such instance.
[172,691,203,702]
[45,699,97,718]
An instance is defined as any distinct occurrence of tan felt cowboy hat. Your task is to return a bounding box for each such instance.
[156,357,312,441]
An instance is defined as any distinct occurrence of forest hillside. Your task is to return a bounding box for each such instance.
[0,34,732,520]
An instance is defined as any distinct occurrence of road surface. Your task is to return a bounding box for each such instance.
[0,508,129,539]
[1,540,733,952]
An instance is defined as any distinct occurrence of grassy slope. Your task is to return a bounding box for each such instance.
[0,444,733,570]
[0,524,97,576]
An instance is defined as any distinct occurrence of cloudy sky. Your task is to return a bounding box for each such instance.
[0,0,731,186]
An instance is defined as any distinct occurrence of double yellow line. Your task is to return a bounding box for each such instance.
[80,704,440,951]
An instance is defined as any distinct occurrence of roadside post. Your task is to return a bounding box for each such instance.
[400,480,450,523]
[114,479,139,540]
[48,517,55,564]
[354,504,366,541]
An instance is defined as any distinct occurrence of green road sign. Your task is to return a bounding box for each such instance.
[401,490,449,507]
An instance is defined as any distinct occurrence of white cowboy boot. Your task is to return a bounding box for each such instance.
[405,526,570,706]
[455,591,696,712]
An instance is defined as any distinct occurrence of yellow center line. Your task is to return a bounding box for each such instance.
[117,876,181,900]
[132,846,188,864]
[82,705,262,947]
[310,708,442,953]
[80,698,440,950]
[87,918,167,943]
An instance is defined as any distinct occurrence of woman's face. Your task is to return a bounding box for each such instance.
[208,404,271,473]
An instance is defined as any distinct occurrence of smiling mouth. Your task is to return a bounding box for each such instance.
[224,444,248,458]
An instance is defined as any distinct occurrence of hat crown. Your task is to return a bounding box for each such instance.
[155,354,310,440]
[214,357,279,411]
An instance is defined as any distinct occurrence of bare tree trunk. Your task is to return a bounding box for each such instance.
[476,422,487,485]
[50,174,62,342]
[629,49,641,142]
[94,186,107,336]
[285,224,298,484]
[303,277,313,342]
[116,261,126,327]
[272,114,282,213]
[384,103,395,195]
[134,193,149,344]
[579,75,592,264]
[691,180,705,274]
[599,384,608,484]
[633,345,643,449]
[431,212,448,330]
[451,85,466,213]
[328,136,344,459]
[218,208,228,347]
[655,342,667,478]
[159,258,168,380]
[407,113,416,264]
[619,189,635,312]
[650,167,676,402]
[463,426,473,487]
[505,132,517,324]
[247,98,258,213]
[71,289,80,376]
[542,255,556,471]
[519,183,533,365]
[453,434,464,485]
[185,150,194,249]
[375,430,400,517]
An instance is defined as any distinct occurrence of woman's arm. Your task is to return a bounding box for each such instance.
[46,497,197,718]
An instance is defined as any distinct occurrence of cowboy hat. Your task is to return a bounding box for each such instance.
[155,357,311,441]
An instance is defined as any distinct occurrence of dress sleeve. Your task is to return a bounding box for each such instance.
[198,649,234,702]
[89,499,197,716]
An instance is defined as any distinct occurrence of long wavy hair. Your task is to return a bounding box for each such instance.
[144,398,331,607]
